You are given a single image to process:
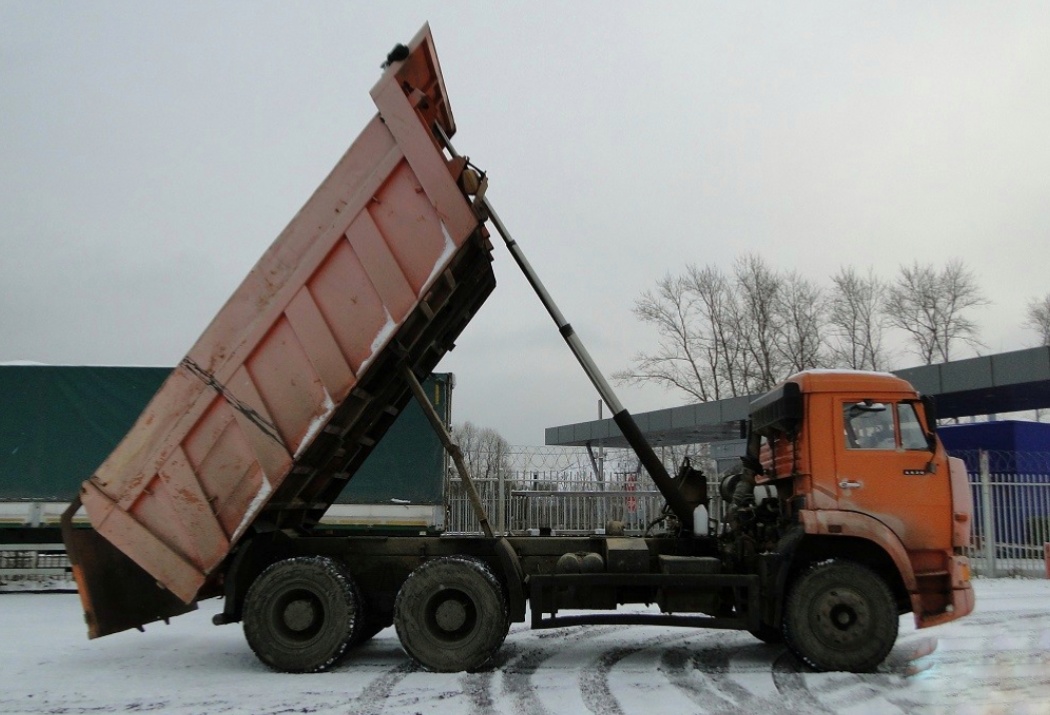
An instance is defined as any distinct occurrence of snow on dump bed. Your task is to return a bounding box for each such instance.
[2,578,1048,714]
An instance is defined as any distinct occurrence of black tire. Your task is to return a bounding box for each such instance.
[748,621,784,645]
[783,560,898,672]
[394,556,508,672]
[243,556,363,673]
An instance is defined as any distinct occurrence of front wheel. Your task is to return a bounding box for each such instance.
[394,556,508,672]
[748,621,784,645]
[783,560,898,672]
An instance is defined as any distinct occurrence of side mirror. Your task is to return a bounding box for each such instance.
[921,395,938,434]
[921,394,939,454]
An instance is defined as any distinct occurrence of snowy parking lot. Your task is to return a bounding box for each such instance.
[1,578,1048,715]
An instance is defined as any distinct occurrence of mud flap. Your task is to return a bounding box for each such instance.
[62,498,196,639]
[494,537,527,621]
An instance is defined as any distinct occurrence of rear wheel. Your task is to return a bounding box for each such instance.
[394,556,508,672]
[783,560,898,672]
[243,556,363,673]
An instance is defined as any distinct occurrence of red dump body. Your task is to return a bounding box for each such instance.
[70,25,495,611]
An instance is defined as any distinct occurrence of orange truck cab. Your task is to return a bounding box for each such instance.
[731,370,975,668]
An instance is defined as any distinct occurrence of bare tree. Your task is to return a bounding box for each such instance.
[622,256,988,404]
[615,263,762,402]
[777,271,829,374]
[733,254,784,392]
[884,260,987,364]
[452,421,511,480]
[613,272,715,402]
[619,255,832,403]
[828,266,889,370]
[1023,293,1050,346]
[683,264,748,398]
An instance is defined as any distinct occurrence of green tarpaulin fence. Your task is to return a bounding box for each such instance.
[0,366,447,505]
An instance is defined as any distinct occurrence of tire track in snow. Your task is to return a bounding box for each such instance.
[499,642,551,715]
[661,645,745,714]
[772,651,898,715]
[662,637,807,715]
[459,634,527,715]
[345,661,420,715]
[655,629,827,713]
[580,630,713,715]
[770,651,836,714]
[500,626,616,715]
[691,639,764,706]
[579,646,636,715]
[342,622,932,715]
[460,670,497,715]
[769,636,946,715]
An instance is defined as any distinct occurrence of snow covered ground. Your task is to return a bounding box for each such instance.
[1,578,1048,715]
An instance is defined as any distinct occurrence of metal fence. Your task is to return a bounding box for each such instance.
[447,446,1050,579]
[0,543,73,589]
[445,445,723,535]
[955,449,1050,577]
[447,473,669,535]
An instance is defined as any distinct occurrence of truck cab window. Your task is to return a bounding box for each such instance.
[843,402,895,450]
[897,402,928,450]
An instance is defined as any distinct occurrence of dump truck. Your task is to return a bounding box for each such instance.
[62,24,974,674]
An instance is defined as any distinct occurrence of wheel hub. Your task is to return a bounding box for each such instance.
[283,598,319,632]
[434,598,468,632]
[815,588,869,646]
[830,604,857,629]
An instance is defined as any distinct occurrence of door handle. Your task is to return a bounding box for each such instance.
[839,480,862,490]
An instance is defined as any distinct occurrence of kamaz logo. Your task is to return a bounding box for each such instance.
[903,469,926,475]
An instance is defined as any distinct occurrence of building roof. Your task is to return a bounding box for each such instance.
[545,346,1050,448]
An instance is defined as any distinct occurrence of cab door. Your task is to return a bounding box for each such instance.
[833,398,951,551]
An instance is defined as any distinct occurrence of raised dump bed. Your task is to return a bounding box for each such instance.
[64,24,495,634]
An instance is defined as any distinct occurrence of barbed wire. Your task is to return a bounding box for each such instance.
[948,449,1050,478]
[500,443,713,471]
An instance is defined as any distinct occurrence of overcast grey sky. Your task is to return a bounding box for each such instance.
[3,2,1049,444]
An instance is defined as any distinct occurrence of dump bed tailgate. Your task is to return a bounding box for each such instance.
[69,25,494,615]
